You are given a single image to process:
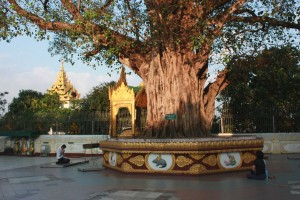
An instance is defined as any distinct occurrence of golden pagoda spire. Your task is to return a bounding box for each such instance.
[48,61,80,108]
[114,65,127,89]
[61,59,64,71]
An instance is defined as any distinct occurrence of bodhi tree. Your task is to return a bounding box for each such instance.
[1,0,299,138]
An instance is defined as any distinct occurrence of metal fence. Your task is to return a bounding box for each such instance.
[115,108,147,134]
[0,110,148,135]
[0,111,110,135]
[1,105,298,135]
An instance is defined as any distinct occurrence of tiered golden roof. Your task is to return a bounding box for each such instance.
[48,62,80,105]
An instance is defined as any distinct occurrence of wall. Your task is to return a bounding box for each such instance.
[259,133,300,154]
[1,133,300,155]
[0,135,109,156]
[218,133,300,154]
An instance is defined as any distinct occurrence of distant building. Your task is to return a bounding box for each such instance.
[48,62,80,108]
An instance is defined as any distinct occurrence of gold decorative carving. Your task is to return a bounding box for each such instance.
[101,147,262,155]
[103,152,109,163]
[103,161,251,175]
[100,138,264,175]
[122,153,132,159]
[129,155,145,167]
[190,154,205,160]
[100,138,264,152]
[243,152,256,164]
[176,156,193,168]
[203,155,217,166]
[103,155,253,175]
[111,82,135,101]
[122,162,133,171]
[116,153,123,165]
[189,164,206,174]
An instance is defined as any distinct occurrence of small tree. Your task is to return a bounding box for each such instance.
[0,91,8,117]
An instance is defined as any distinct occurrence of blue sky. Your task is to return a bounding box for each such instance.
[0,36,142,108]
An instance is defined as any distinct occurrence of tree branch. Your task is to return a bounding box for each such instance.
[84,45,106,58]
[88,0,114,18]
[8,0,147,69]
[101,0,114,11]
[38,0,49,13]
[210,0,247,35]
[199,0,231,19]
[8,0,75,31]
[125,0,139,41]
[234,8,257,17]
[230,15,300,30]
[204,69,229,110]
[60,0,83,21]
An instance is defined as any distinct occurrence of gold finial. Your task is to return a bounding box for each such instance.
[61,59,64,71]
[115,65,127,88]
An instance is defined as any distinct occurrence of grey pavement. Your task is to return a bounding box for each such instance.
[0,154,299,200]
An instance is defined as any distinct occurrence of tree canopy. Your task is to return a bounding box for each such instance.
[8,90,43,116]
[2,89,62,131]
[220,45,300,132]
[81,81,116,112]
[223,45,300,108]
[1,0,299,137]
[7,90,62,118]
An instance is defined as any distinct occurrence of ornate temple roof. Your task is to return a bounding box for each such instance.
[114,66,128,89]
[48,62,80,103]
[109,66,147,108]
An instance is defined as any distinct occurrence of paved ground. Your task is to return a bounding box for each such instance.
[0,154,299,200]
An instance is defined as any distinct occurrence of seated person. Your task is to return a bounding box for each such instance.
[247,150,267,180]
[56,144,70,164]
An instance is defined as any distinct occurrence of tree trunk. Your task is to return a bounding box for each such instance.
[139,49,215,138]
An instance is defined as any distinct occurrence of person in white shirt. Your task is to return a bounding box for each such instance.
[56,144,70,164]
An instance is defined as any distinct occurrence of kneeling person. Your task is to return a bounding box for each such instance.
[247,150,266,180]
[56,144,70,164]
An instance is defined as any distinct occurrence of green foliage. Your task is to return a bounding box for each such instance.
[220,45,300,132]
[1,90,69,133]
[8,90,43,115]
[223,45,300,108]
[81,81,116,112]
[0,91,8,115]
[0,88,113,135]
[34,93,62,120]
[1,0,299,67]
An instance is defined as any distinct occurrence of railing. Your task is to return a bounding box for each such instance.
[1,106,299,135]
[216,104,300,133]
[0,110,148,135]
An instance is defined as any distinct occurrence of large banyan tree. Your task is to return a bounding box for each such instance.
[1,0,299,138]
